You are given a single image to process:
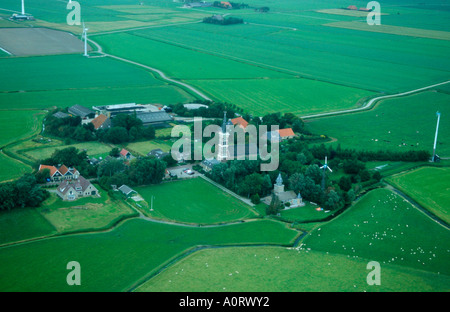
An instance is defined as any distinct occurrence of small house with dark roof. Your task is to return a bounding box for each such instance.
[147,148,170,160]
[118,185,136,198]
[56,176,99,201]
[52,111,70,119]
[136,111,173,127]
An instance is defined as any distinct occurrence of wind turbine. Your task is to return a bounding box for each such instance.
[320,156,332,190]
[21,0,25,15]
[82,21,89,57]
[432,111,441,162]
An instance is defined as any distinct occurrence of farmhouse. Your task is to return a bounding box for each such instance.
[91,113,111,130]
[56,175,99,201]
[266,128,295,142]
[147,148,170,160]
[68,105,95,119]
[347,5,358,10]
[120,148,132,160]
[38,164,80,182]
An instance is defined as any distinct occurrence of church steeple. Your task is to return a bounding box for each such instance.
[221,111,227,133]
[218,111,230,161]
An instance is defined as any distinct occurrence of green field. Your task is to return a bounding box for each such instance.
[0,152,30,182]
[135,246,450,292]
[303,188,450,276]
[0,207,56,246]
[305,90,450,156]
[38,189,137,233]
[126,139,172,156]
[386,167,450,224]
[135,178,258,224]
[0,218,298,291]
[24,141,113,161]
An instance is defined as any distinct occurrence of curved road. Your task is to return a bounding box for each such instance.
[87,38,212,102]
[301,80,450,120]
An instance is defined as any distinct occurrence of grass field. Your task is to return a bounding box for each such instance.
[0,110,44,147]
[134,178,258,224]
[0,152,30,182]
[386,167,450,224]
[135,246,450,292]
[38,189,137,233]
[0,218,298,291]
[0,207,56,246]
[125,139,172,156]
[305,90,450,156]
[24,141,113,161]
[303,188,450,276]
[0,54,195,110]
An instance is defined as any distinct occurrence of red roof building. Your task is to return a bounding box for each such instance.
[231,116,249,129]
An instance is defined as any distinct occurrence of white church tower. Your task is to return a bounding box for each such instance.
[217,111,231,161]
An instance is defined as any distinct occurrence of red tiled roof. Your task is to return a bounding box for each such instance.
[58,165,69,175]
[91,114,108,130]
[277,128,295,137]
[39,165,59,176]
[231,117,249,129]
[120,148,130,156]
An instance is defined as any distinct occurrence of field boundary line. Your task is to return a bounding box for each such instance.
[301,80,450,119]
[199,174,255,207]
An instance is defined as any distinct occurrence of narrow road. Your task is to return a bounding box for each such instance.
[87,37,212,102]
[301,80,450,120]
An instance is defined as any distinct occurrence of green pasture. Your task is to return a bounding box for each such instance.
[125,139,172,156]
[386,167,450,224]
[134,178,258,224]
[24,141,113,161]
[0,110,44,147]
[0,84,194,110]
[38,189,137,234]
[136,246,450,292]
[192,78,373,116]
[278,202,332,223]
[0,218,299,291]
[0,152,30,182]
[305,90,450,156]
[0,54,195,110]
[303,188,450,276]
[0,207,56,246]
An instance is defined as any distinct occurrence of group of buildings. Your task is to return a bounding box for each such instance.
[54,103,173,130]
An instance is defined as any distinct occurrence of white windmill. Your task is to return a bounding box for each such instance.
[432,111,441,162]
[320,156,333,190]
[82,21,89,57]
[21,0,25,15]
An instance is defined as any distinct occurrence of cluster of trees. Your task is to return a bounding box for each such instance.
[0,174,49,211]
[172,101,239,118]
[44,110,155,145]
[203,15,244,25]
[44,113,95,142]
[97,156,166,190]
[97,114,155,144]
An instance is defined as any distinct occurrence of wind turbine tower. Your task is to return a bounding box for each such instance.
[432,111,441,162]
[320,156,333,190]
[21,0,25,15]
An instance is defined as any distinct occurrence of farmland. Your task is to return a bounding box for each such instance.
[0,0,449,295]
[386,167,450,224]
[303,188,450,276]
[305,90,450,156]
[134,178,258,224]
[0,218,299,292]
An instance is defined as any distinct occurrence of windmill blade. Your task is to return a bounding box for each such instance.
[327,167,332,172]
